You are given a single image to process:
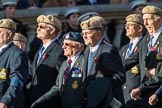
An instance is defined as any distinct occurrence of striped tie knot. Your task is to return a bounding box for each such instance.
[126,43,133,59]
[147,35,154,54]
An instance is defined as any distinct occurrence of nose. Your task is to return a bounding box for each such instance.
[144,20,148,26]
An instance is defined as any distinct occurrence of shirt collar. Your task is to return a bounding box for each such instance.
[43,37,57,50]
[68,52,81,68]
[151,26,162,45]
[90,37,103,53]
[0,42,12,52]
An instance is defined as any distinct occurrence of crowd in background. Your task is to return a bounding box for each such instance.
[0,0,161,10]
[0,0,162,108]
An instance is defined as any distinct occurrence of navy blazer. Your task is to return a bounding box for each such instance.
[0,43,28,108]
[84,38,125,108]
[30,39,66,103]
[119,37,143,105]
[124,33,162,107]
[31,52,85,108]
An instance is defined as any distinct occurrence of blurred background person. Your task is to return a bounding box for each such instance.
[130,0,148,15]
[62,8,81,35]
[1,0,28,37]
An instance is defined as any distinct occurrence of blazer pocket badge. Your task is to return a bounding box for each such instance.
[0,68,7,80]
[130,66,139,74]
[96,71,104,78]
[72,81,78,89]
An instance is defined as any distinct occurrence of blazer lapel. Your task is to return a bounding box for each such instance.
[0,43,14,57]
[58,61,67,88]
[37,41,58,66]
[154,32,162,52]
[88,40,103,75]
[84,47,89,77]
[72,53,84,80]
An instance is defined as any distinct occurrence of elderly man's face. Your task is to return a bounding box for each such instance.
[62,40,79,58]
[0,28,11,47]
[36,22,55,40]
[143,14,161,35]
[81,29,101,47]
[125,22,143,38]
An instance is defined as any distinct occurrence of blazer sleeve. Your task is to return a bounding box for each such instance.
[0,52,28,107]
[96,47,125,86]
[155,84,162,99]
[31,75,60,107]
[139,62,162,96]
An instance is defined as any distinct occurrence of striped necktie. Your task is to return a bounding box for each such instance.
[125,43,133,59]
[37,46,45,64]
[147,36,154,55]
[61,59,72,91]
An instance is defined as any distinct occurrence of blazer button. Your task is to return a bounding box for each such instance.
[123,86,126,89]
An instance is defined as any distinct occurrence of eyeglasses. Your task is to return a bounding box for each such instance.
[62,42,74,47]
[81,30,98,36]
[37,25,53,30]
[125,23,139,27]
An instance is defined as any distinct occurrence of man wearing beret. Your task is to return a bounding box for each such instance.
[31,32,85,108]
[27,15,66,107]
[0,18,28,108]
[13,33,27,52]
[119,14,146,108]
[123,5,162,108]
[81,16,125,108]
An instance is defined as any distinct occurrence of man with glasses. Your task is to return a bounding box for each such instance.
[27,15,66,107]
[124,5,162,108]
[120,14,145,108]
[80,16,125,108]
[31,32,85,108]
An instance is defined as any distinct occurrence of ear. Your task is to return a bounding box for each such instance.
[7,31,14,40]
[50,27,57,35]
[138,25,143,32]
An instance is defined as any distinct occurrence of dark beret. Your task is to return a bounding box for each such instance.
[64,32,84,44]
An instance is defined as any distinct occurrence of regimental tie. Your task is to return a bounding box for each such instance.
[87,51,95,75]
[125,43,133,59]
[147,35,154,55]
[61,59,72,91]
[37,46,45,64]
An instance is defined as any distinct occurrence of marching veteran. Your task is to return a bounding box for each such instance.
[31,32,85,108]
[0,19,28,108]
[122,5,162,108]
[119,14,145,108]
[81,16,125,108]
[28,15,66,107]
